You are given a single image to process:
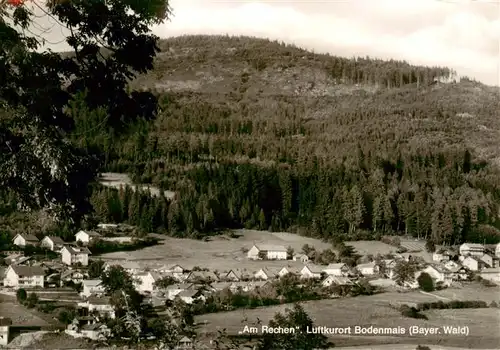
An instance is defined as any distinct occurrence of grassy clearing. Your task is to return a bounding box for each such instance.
[195,286,500,348]
[0,300,50,326]
[99,229,332,272]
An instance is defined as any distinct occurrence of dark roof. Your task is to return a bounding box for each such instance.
[62,245,91,254]
[10,265,45,277]
[45,236,65,244]
[0,317,13,326]
[16,234,39,242]
[81,323,106,331]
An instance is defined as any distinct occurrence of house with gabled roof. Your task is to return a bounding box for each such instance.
[416,265,453,285]
[184,270,219,283]
[75,230,101,245]
[293,254,309,263]
[165,283,195,300]
[278,266,301,278]
[41,236,65,252]
[300,265,323,279]
[3,265,45,288]
[134,271,167,294]
[12,234,39,247]
[433,249,452,262]
[322,263,349,276]
[81,279,105,297]
[247,244,288,260]
[459,243,484,257]
[61,246,91,266]
[78,296,115,319]
[103,260,141,275]
[223,269,251,281]
[356,262,379,276]
[177,289,205,304]
[462,256,486,271]
[254,267,280,280]
[247,280,271,291]
[210,282,232,292]
[322,275,353,287]
[480,253,498,268]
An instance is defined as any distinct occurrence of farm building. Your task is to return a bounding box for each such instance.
[322,263,349,276]
[61,246,91,266]
[459,243,484,257]
[75,230,101,244]
[40,236,65,252]
[495,243,500,258]
[480,268,500,283]
[247,244,288,260]
[3,265,45,288]
[12,234,39,247]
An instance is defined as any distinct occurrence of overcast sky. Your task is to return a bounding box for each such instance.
[27,0,500,86]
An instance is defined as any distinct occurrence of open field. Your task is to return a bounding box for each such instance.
[99,229,333,272]
[0,300,50,326]
[346,241,396,256]
[99,172,175,199]
[195,286,500,349]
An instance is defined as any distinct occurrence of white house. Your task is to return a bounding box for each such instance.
[459,243,484,257]
[446,266,469,281]
[61,270,88,286]
[416,265,452,285]
[75,230,101,244]
[176,290,205,304]
[444,260,460,270]
[165,283,194,300]
[322,263,349,276]
[356,262,379,276]
[247,244,288,260]
[322,275,353,287]
[379,259,397,279]
[104,261,141,275]
[480,267,500,283]
[3,265,45,288]
[81,279,106,297]
[300,265,323,279]
[479,253,497,268]
[0,317,12,346]
[254,268,279,280]
[432,249,452,262]
[292,254,309,263]
[154,264,184,280]
[40,236,65,252]
[278,266,301,278]
[61,246,90,266]
[78,297,115,319]
[66,319,110,341]
[12,234,39,247]
[495,243,500,258]
[462,256,485,271]
[134,272,164,294]
[185,270,219,283]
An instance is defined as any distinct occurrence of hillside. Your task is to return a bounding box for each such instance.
[63,35,500,243]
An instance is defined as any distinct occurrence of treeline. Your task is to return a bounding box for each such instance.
[90,149,500,245]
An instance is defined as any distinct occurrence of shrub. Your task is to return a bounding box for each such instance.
[57,307,77,324]
[489,301,497,308]
[416,346,431,350]
[16,288,27,303]
[25,292,39,308]
[424,240,435,253]
[400,305,427,319]
[417,272,434,292]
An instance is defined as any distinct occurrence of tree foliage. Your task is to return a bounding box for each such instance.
[0,0,171,225]
[258,303,331,350]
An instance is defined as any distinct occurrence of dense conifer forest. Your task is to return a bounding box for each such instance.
[3,35,500,246]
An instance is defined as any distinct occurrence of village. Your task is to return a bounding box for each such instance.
[1,226,500,348]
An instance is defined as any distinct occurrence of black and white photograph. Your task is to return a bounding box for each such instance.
[0,0,499,349]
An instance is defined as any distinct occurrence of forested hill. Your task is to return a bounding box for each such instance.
[73,35,500,245]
